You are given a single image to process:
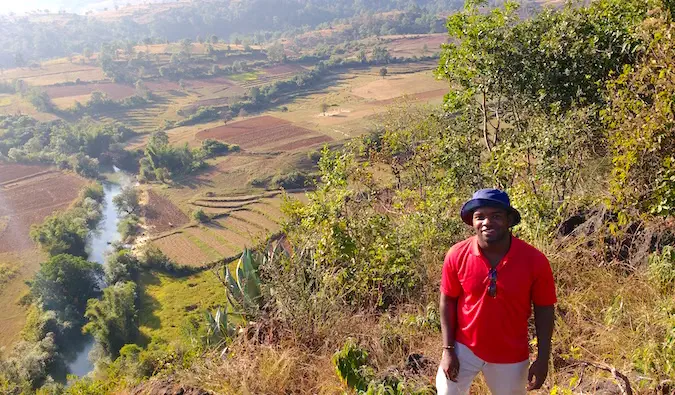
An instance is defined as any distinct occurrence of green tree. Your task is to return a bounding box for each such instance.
[30,212,89,257]
[604,11,675,219]
[83,281,138,358]
[379,67,388,78]
[113,186,141,215]
[30,254,102,314]
[371,46,390,64]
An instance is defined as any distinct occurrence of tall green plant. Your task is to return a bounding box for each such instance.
[223,249,262,316]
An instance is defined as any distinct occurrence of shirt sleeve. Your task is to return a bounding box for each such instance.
[532,253,557,306]
[440,249,461,298]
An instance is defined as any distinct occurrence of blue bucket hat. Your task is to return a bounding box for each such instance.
[460,188,521,226]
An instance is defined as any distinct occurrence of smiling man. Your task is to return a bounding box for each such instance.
[436,189,556,394]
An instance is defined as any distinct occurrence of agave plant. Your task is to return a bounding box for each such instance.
[204,307,235,345]
[224,248,262,316]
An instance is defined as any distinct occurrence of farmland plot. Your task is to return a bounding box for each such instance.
[195,115,332,152]
[0,164,85,253]
[151,233,213,267]
[144,190,190,234]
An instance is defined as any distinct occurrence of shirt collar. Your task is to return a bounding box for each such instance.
[471,235,516,258]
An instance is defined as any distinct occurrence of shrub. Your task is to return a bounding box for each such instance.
[648,246,675,291]
[192,208,210,223]
[332,339,372,392]
[117,214,140,241]
[271,171,308,189]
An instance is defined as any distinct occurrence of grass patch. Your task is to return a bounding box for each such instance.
[228,72,259,82]
[0,96,13,107]
[137,269,227,345]
[0,263,18,286]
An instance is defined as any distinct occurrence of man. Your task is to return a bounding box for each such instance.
[437,188,556,394]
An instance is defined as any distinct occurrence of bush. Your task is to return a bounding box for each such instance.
[271,171,309,189]
[648,246,675,291]
[30,254,102,315]
[117,214,140,242]
[105,249,140,285]
[192,208,210,223]
[30,211,89,257]
[83,281,138,358]
[200,139,239,158]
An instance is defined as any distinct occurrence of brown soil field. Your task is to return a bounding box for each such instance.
[373,88,447,106]
[221,213,267,236]
[245,202,285,219]
[230,210,281,232]
[0,164,85,253]
[195,116,331,151]
[151,233,212,267]
[144,77,237,92]
[0,64,102,84]
[384,34,448,57]
[352,73,446,101]
[271,135,333,151]
[262,64,306,76]
[144,190,189,234]
[0,249,45,348]
[43,83,136,100]
[185,226,238,257]
[0,164,52,184]
[210,220,259,249]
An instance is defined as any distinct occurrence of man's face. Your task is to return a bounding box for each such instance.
[472,206,511,244]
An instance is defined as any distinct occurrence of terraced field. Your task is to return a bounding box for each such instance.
[147,190,307,267]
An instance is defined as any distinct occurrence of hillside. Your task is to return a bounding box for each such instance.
[1,0,675,394]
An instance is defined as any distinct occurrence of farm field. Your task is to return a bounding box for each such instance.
[146,188,307,267]
[0,163,85,347]
[270,65,446,138]
[137,269,227,346]
[195,115,333,152]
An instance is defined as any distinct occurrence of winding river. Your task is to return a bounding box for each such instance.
[63,167,134,378]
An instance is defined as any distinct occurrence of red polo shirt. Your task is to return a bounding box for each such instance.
[440,236,556,363]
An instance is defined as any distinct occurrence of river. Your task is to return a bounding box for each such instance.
[63,168,134,378]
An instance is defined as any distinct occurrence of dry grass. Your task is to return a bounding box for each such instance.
[177,343,343,394]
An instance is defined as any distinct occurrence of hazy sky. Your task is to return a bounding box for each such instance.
[0,0,123,15]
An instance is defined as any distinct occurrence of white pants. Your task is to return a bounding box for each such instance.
[436,343,529,395]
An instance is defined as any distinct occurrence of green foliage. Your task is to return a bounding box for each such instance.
[0,115,133,176]
[648,247,675,291]
[30,254,102,315]
[192,208,210,223]
[332,338,372,392]
[79,182,105,203]
[203,307,235,346]
[24,87,54,113]
[0,333,58,393]
[30,211,90,257]
[105,249,140,285]
[113,186,141,215]
[271,170,310,189]
[200,139,239,158]
[117,214,140,241]
[175,106,221,127]
[140,131,206,182]
[224,249,262,317]
[604,14,675,219]
[83,281,139,358]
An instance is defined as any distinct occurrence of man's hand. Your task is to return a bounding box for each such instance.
[527,358,548,390]
[440,349,460,382]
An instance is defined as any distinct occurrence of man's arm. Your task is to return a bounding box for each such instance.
[440,293,459,382]
[527,304,555,390]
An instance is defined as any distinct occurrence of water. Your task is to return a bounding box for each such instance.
[63,168,134,378]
